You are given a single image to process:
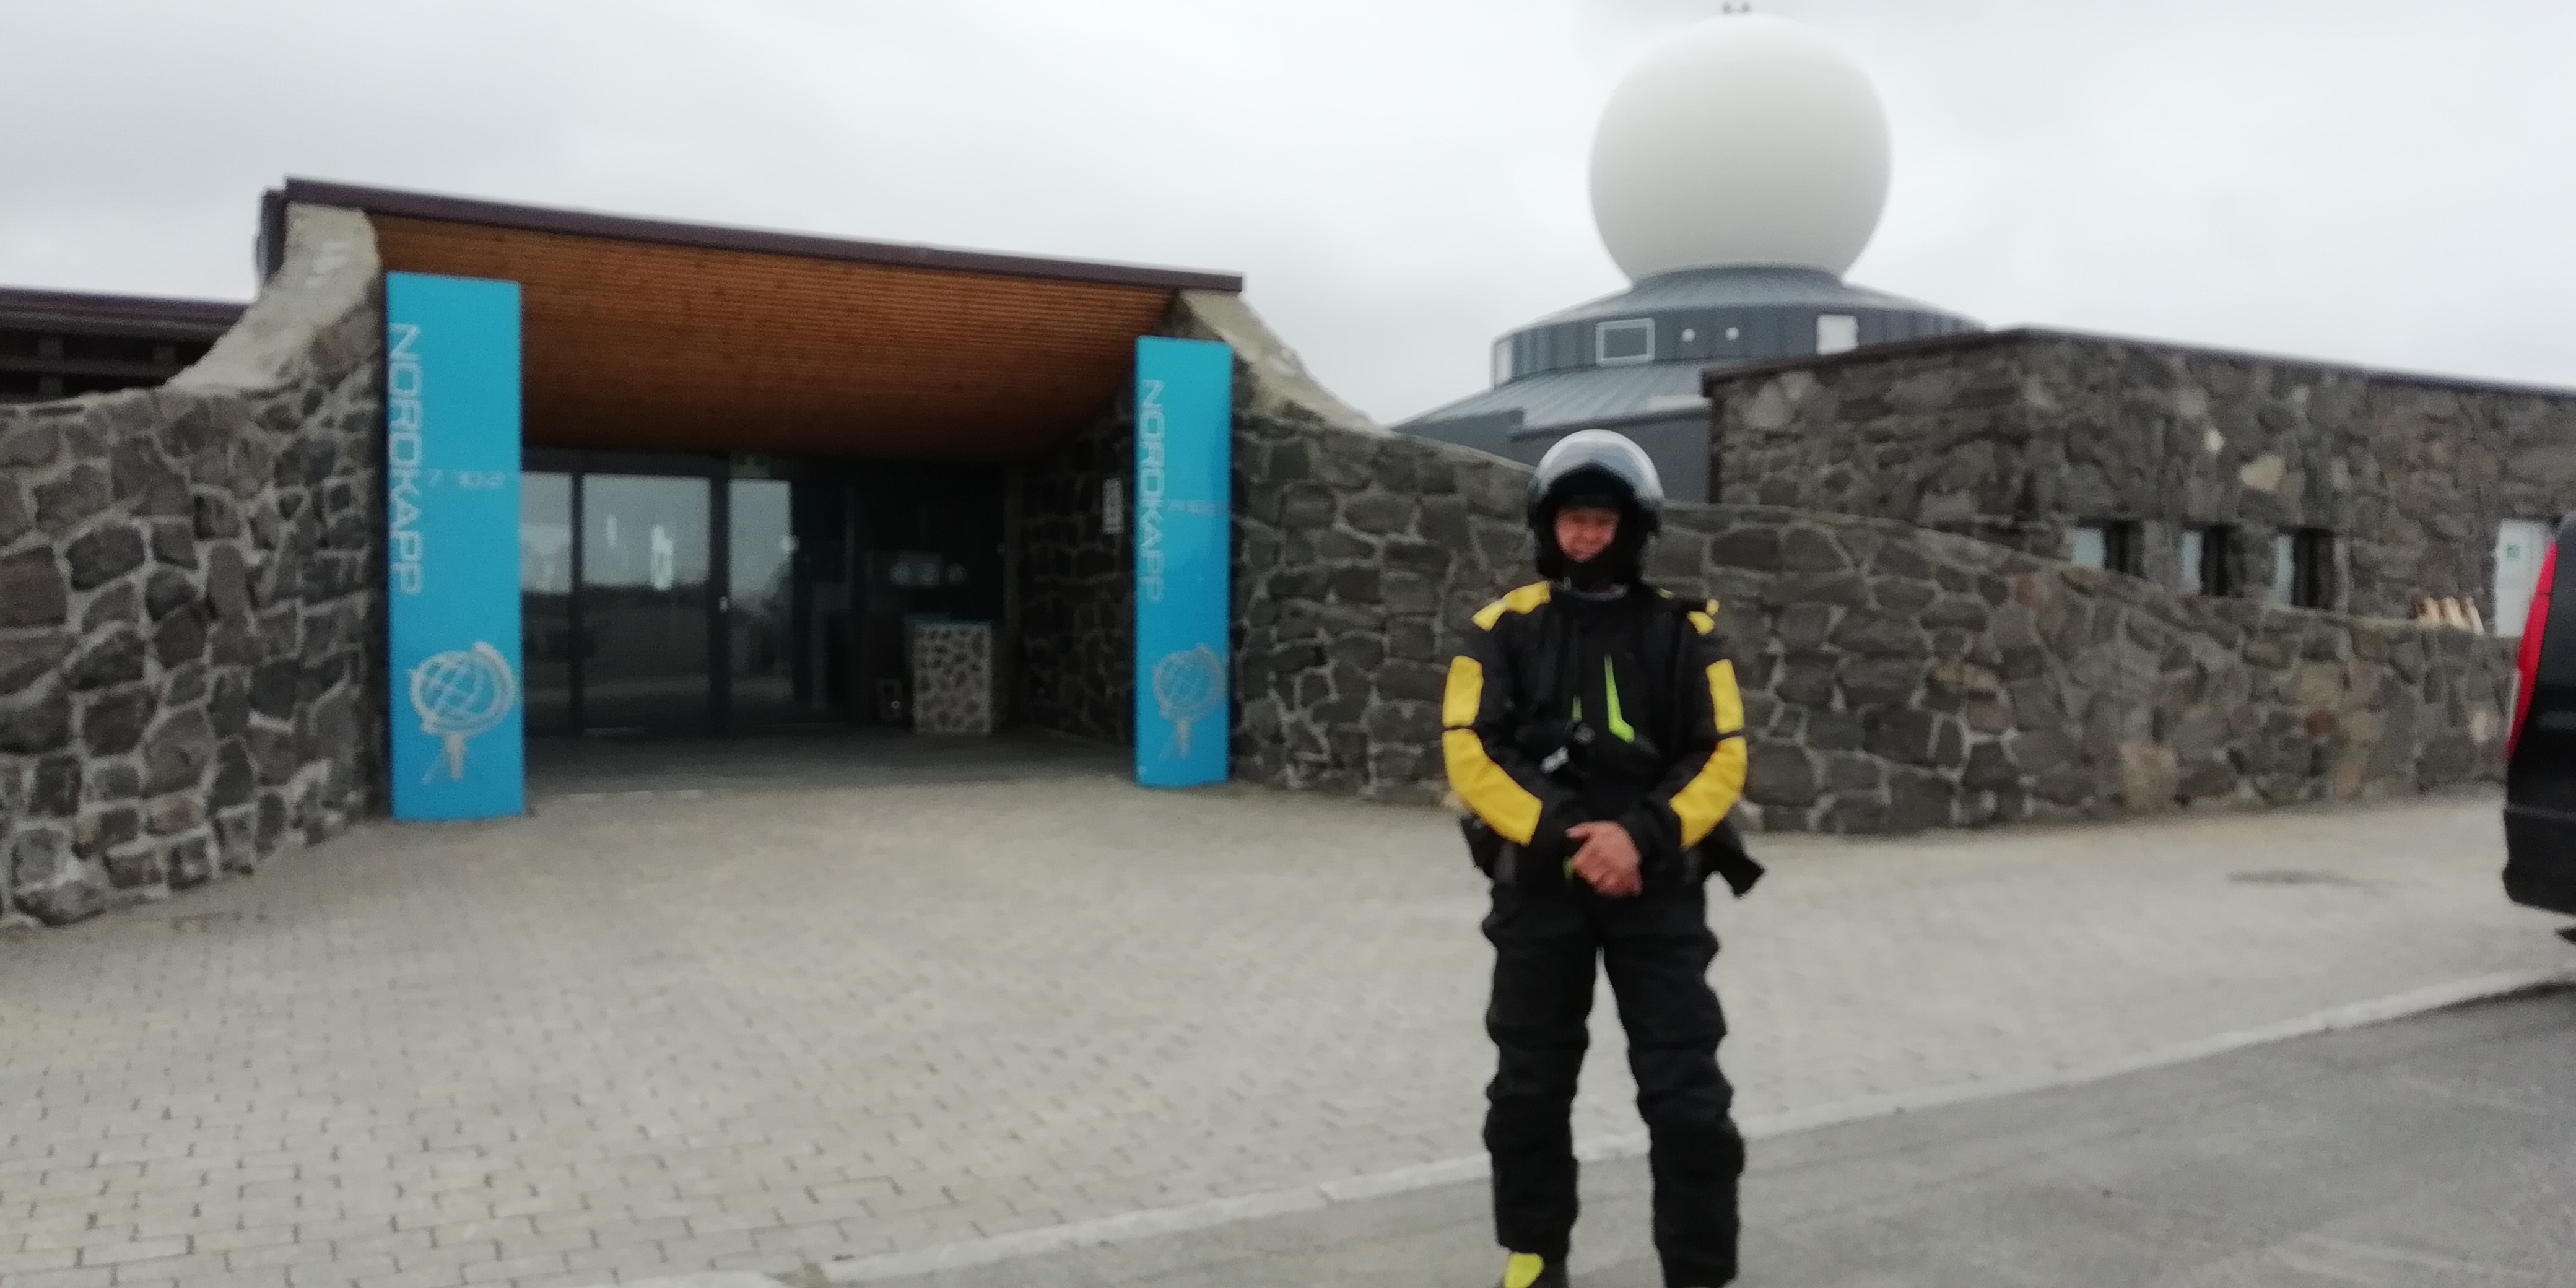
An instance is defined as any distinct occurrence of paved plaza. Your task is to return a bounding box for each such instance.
[866,985,2576,1287]
[2,763,2569,1288]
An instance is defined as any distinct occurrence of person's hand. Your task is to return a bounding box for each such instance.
[1565,821,1642,897]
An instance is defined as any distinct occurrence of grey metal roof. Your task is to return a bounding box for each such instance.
[1533,265,1957,326]
[1396,264,1980,438]
[1391,271,1969,503]
[1497,269,1975,391]
[1399,359,1708,435]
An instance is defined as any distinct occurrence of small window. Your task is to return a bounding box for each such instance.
[2070,521,2140,576]
[1595,318,1654,366]
[1816,313,1859,354]
[1492,338,1513,386]
[2298,529,2333,608]
[2267,528,2334,609]
[2178,524,2234,596]
[2070,526,2108,569]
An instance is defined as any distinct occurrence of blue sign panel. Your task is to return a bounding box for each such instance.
[1133,337,1234,788]
[384,272,525,821]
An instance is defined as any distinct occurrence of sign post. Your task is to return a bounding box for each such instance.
[1131,337,1233,788]
[384,272,526,820]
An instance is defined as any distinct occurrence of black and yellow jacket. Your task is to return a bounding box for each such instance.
[1441,580,1756,894]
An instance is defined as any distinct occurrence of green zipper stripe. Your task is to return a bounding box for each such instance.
[1603,658,1634,742]
[1571,661,1636,743]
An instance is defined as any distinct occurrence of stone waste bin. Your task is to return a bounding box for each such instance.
[907,619,996,735]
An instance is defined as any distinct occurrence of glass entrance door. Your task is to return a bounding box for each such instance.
[520,472,575,735]
[518,456,876,736]
[724,476,859,729]
[580,474,714,733]
[727,478,800,726]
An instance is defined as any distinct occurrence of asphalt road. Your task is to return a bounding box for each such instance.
[855,981,2576,1288]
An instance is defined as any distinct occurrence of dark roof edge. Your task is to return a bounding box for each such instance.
[279,178,1247,295]
[1698,324,2576,403]
[0,285,248,334]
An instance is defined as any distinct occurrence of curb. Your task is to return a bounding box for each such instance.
[815,963,2576,1284]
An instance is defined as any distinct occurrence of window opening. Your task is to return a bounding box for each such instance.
[2070,521,2140,576]
[1816,313,1859,354]
[2178,524,2234,596]
[1595,318,1654,366]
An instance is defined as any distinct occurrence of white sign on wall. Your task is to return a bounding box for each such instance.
[2494,518,2551,638]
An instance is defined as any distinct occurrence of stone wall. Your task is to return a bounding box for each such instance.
[1229,414,1489,793]
[1157,292,1486,793]
[1662,507,2513,833]
[1016,291,1393,759]
[1706,329,2576,621]
[1017,397,1134,746]
[1205,324,2513,826]
[0,206,385,927]
[980,295,2515,833]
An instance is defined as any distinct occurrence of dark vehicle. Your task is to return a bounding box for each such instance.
[2502,516,2576,926]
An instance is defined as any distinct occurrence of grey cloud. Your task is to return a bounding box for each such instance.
[3,0,2570,424]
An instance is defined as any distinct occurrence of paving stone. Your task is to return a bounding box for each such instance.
[1,777,2562,1285]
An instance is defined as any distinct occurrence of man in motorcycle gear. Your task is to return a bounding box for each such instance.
[1442,429,1757,1288]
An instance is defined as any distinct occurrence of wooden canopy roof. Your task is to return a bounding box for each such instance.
[270,180,1240,462]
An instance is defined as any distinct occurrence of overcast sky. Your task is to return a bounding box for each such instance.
[4,1,2570,425]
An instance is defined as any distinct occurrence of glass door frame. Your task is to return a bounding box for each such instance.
[529,450,1018,736]
[527,448,739,734]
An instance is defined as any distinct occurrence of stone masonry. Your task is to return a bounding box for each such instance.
[0,206,385,928]
[908,620,997,736]
[1704,328,2576,622]
[10,251,2513,938]
[1663,508,2514,833]
[1181,297,2515,829]
[1018,397,1134,746]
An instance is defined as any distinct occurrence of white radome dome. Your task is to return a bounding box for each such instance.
[1589,12,1891,281]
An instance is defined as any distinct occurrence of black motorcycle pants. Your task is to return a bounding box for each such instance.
[1481,881,1743,1287]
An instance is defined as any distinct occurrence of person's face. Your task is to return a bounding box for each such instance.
[1554,505,1621,564]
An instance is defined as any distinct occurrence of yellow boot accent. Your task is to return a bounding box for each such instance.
[1503,1252,1549,1288]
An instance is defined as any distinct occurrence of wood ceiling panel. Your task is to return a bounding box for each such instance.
[370,215,1173,461]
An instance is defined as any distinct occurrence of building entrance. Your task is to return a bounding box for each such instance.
[518,450,1006,736]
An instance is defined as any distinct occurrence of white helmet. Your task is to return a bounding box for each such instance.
[1527,429,1664,533]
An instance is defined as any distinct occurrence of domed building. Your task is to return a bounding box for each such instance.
[1396,10,1975,500]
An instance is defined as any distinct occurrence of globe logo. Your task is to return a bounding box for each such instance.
[409,642,519,783]
[1151,644,1225,760]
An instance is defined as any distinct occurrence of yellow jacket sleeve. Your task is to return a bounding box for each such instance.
[1627,607,1749,856]
[1441,617,1580,855]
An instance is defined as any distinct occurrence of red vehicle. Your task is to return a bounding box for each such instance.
[2503,518,2576,931]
